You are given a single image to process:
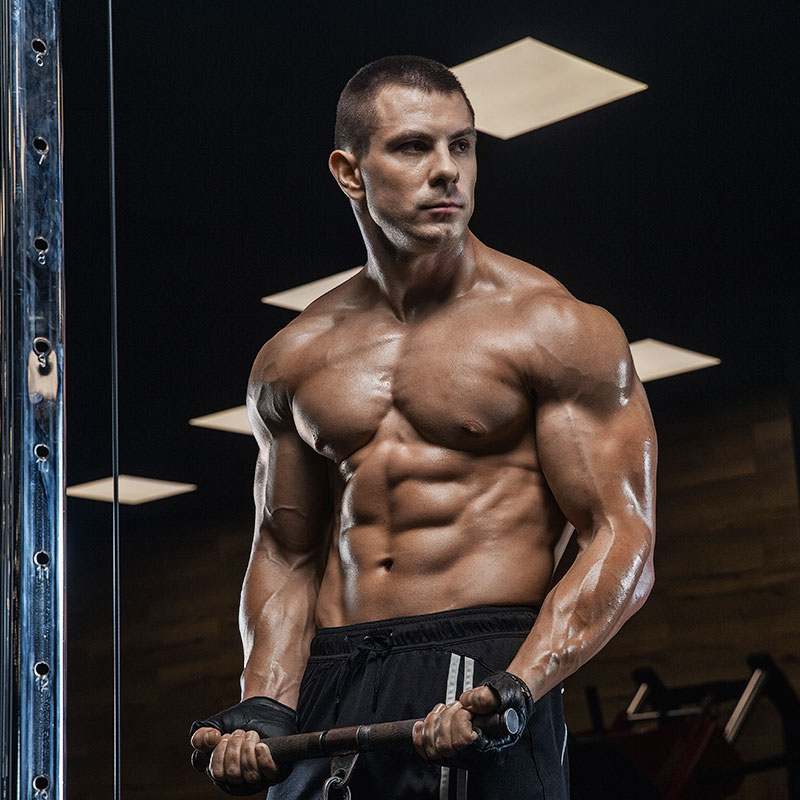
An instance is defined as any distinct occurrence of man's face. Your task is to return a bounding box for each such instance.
[357,86,477,254]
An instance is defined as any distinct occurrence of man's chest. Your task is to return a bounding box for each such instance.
[290,311,533,461]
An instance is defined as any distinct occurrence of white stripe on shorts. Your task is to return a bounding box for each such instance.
[455,657,475,800]
[439,653,462,800]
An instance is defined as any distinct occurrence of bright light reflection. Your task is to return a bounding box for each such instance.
[66,475,197,505]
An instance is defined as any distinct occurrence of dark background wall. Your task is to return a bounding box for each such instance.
[59,1,800,798]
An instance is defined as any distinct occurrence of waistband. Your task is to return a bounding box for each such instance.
[310,605,539,657]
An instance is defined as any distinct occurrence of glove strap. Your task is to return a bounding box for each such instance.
[474,671,534,759]
[482,671,534,727]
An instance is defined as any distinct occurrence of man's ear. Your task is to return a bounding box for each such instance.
[329,150,365,202]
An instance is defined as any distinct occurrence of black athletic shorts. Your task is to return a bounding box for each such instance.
[268,606,569,799]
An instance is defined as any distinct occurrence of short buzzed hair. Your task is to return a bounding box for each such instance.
[334,55,475,157]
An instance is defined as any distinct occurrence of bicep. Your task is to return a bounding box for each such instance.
[246,345,332,558]
[253,426,332,558]
[534,319,656,552]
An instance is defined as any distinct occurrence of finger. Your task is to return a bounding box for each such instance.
[423,707,445,760]
[432,703,458,757]
[255,741,280,781]
[415,704,445,761]
[222,730,246,784]
[239,731,263,785]
[424,718,440,760]
[412,720,426,758]
[436,702,476,756]
[191,726,222,752]
[459,685,500,715]
[441,702,479,751]
[208,735,231,782]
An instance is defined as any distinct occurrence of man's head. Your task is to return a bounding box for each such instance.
[330,56,478,256]
[334,55,475,158]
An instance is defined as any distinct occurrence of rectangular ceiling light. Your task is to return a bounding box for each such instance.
[66,475,197,505]
[630,339,720,382]
[190,406,251,435]
[451,37,647,139]
[262,267,362,311]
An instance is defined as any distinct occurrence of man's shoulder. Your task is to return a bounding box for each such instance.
[480,247,605,326]
[482,248,632,394]
[252,268,367,381]
[253,310,329,379]
[247,308,332,434]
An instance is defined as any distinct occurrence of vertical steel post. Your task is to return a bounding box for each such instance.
[1,0,66,798]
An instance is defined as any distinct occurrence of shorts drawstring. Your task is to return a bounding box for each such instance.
[332,631,394,722]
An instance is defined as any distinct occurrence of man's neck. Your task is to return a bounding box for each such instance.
[362,230,479,322]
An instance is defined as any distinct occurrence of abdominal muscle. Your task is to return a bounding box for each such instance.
[314,435,567,628]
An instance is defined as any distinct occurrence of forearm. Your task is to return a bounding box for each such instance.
[507,521,654,701]
[239,545,319,708]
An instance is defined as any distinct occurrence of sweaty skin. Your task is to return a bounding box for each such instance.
[191,86,656,789]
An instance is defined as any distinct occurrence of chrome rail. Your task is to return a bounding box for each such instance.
[1,0,65,797]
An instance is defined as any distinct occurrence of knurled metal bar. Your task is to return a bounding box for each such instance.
[1,0,66,797]
[191,711,517,776]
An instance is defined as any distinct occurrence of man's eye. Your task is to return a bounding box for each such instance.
[451,140,470,153]
[400,141,425,152]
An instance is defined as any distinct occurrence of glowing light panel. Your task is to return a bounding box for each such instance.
[451,37,647,139]
[630,339,720,382]
[66,475,197,505]
[190,406,251,435]
[262,267,361,311]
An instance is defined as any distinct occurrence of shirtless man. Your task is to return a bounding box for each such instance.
[191,56,656,799]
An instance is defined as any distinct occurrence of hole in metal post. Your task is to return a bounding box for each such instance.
[34,551,51,567]
[33,236,49,252]
[34,443,50,460]
[33,136,49,153]
[33,775,50,791]
[34,661,50,678]
[32,337,51,356]
[31,38,48,54]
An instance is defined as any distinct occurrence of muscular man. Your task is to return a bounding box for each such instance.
[191,56,656,799]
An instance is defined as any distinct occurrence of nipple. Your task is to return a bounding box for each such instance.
[460,418,486,436]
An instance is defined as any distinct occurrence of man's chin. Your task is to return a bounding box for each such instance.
[406,222,466,251]
[376,217,469,256]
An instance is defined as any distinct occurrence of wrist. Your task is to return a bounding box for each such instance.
[240,671,299,709]
[482,672,534,720]
[504,664,541,702]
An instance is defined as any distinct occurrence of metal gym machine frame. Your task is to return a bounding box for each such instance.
[1,0,66,797]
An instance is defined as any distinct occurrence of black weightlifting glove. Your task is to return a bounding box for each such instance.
[190,696,298,795]
[437,670,534,771]
[471,671,535,760]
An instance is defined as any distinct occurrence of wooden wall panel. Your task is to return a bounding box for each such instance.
[563,390,800,800]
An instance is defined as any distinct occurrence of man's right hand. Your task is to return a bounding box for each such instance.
[191,726,282,793]
[190,696,298,795]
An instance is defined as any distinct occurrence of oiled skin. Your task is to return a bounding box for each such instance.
[193,85,656,788]
[254,252,579,628]
[244,241,655,706]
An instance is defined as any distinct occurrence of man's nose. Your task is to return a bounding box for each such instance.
[428,144,459,186]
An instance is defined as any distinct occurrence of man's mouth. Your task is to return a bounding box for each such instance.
[420,201,462,211]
